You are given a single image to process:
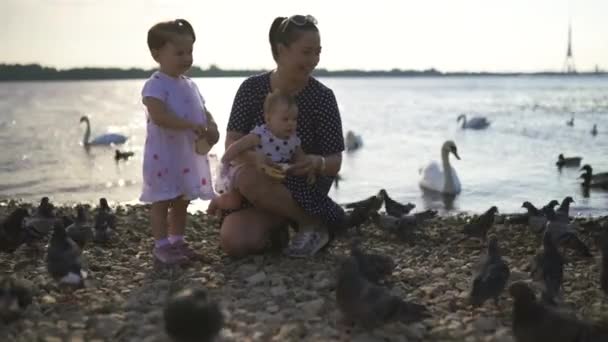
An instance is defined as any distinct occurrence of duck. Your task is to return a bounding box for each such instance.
[591,124,598,136]
[345,130,363,152]
[419,140,461,195]
[555,154,582,168]
[456,114,490,130]
[580,173,608,190]
[580,164,608,183]
[114,149,134,162]
[566,116,574,126]
[80,116,127,147]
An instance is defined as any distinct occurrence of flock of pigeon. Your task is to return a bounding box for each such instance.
[2,189,608,341]
[0,197,115,322]
[334,189,608,341]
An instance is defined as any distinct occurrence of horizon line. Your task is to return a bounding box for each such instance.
[0,63,606,75]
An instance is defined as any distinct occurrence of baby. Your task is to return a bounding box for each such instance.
[210,89,311,212]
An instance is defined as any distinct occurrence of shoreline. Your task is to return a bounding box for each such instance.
[2,201,607,341]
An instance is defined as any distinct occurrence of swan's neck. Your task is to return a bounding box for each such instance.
[83,120,90,145]
[460,116,466,128]
[442,150,455,193]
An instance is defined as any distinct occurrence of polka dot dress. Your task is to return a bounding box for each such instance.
[227,72,345,225]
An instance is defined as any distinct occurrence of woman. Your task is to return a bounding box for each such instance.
[217,15,345,258]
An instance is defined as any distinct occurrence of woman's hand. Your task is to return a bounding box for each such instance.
[289,154,321,177]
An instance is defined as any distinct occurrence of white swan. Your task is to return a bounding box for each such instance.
[457,114,490,130]
[80,116,127,146]
[419,140,461,195]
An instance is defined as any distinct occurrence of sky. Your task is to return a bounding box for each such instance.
[1,0,607,72]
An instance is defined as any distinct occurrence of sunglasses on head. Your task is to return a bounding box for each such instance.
[280,15,318,32]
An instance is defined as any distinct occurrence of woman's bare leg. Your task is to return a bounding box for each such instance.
[236,166,317,226]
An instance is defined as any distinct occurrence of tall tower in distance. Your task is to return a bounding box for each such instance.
[563,21,576,73]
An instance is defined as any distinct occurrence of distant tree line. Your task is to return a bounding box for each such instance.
[0,63,605,81]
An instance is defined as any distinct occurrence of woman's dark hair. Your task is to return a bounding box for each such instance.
[269,16,319,62]
[147,19,196,50]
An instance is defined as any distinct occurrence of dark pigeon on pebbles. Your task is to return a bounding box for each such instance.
[541,200,560,218]
[22,197,58,246]
[66,206,93,249]
[379,189,415,217]
[93,198,116,244]
[521,201,547,234]
[469,236,510,307]
[0,276,32,323]
[545,209,592,258]
[462,206,499,242]
[164,287,224,342]
[344,193,384,214]
[336,257,429,330]
[509,281,608,342]
[350,239,395,284]
[530,231,564,305]
[47,221,87,287]
[0,208,29,253]
[556,196,574,222]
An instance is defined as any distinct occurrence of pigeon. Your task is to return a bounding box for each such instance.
[521,201,547,234]
[541,200,560,218]
[93,198,116,244]
[164,287,224,342]
[379,189,415,217]
[469,236,510,307]
[545,209,592,258]
[371,212,412,240]
[555,154,582,168]
[600,229,608,295]
[344,193,384,214]
[0,276,32,323]
[509,281,608,342]
[336,257,429,330]
[66,206,93,249]
[350,239,395,284]
[530,231,564,305]
[0,208,29,253]
[47,221,87,287]
[22,197,58,246]
[371,210,437,241]
[555,197,574,222]
[114,149,134,162]
[462,206,499,242]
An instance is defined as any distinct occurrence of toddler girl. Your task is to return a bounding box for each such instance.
[140,19,219,265]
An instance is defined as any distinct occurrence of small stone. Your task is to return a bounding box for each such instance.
[473,316,497,332]
[246,271,266,285]
[270,286,287,297]
[298,298,324,316]
[41,295,57,304]
[44,337,62,342]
